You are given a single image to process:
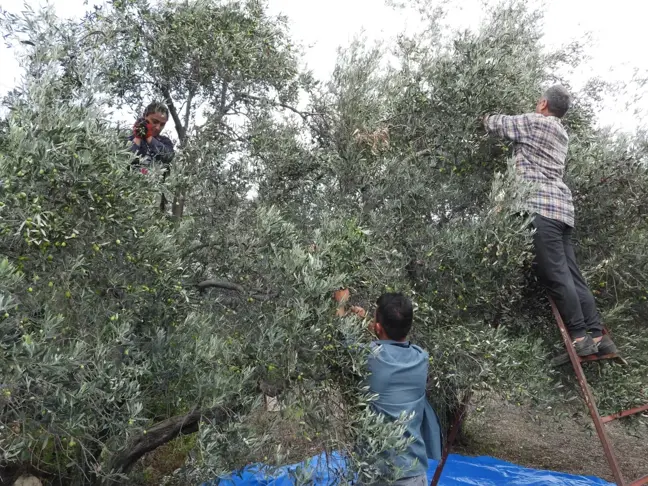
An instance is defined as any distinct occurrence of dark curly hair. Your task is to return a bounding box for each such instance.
[376,293,413,341]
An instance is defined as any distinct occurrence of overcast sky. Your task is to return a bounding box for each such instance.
[0,0,647,131]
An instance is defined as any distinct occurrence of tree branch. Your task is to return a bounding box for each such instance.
[183,88,195,138]
[237,92,323,122]
[181,242,214,258]
[159,85,186,143]
[159,84,188,218]
[197,280,245,292]
[218,79,229,119]
[401,148,432,165]
[103,405,234,482]
[195,279,276,302]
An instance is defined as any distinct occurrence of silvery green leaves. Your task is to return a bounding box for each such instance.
[0,18,193,484]
[1,0,648,484]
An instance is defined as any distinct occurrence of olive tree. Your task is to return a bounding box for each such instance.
[1,0,647,484]
[73,0,312,218]
[0,4,402,484]
[254,0,648,429]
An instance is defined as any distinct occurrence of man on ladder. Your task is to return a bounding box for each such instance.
[483,85,618,366]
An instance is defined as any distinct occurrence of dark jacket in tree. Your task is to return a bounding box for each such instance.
[128,134,175,173]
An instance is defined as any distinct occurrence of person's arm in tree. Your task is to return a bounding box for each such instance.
[483,113,536,143]
[333,289,367,319]
[331,289,370,381]
[128,136,148,157]
[129,118,151,159]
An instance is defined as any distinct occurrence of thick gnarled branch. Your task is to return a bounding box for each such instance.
[103,406,235,484]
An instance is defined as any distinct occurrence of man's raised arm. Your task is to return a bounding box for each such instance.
[483,113,535,143]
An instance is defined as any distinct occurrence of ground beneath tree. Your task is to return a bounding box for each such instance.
[140,394,648,485]
[456,394,648,483]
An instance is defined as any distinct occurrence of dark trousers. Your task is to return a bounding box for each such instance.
[531,214,603,339]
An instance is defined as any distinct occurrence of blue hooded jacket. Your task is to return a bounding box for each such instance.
[367,340,443,479]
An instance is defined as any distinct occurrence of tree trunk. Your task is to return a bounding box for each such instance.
[161,86,188,219]
[172,194,185,219]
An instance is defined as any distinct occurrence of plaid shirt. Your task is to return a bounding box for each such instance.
[485,113,575,227]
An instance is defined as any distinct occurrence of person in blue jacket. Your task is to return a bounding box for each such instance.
[365,292,442,485]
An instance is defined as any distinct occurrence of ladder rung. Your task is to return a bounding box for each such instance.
[629,474,648,486]
[602,403,648,424]
[579,353,627,365]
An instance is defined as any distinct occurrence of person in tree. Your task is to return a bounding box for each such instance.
[336,291,442,484]
[129,101,175,169]
[129,101,175,209]
[483,85,618,366]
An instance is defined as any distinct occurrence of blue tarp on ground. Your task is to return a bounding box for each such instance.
[208,452,615,485]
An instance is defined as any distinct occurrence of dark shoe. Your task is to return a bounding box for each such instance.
[551,335,599,367]
[595,334,618,356]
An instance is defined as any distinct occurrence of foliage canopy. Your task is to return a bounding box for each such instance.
[1,0,646,484]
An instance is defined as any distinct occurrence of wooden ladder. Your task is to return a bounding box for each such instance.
[431,298,648,486]
[549,296,648,486]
